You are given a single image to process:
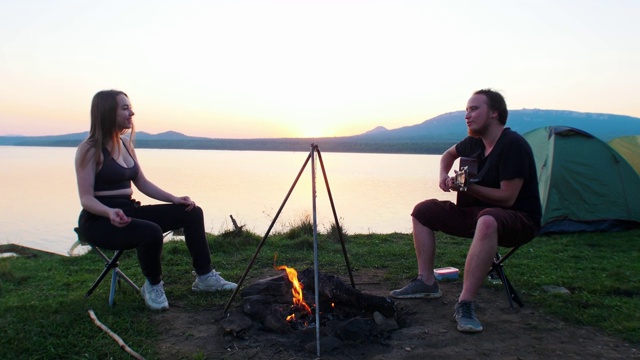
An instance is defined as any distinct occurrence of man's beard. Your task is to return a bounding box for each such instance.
[467,127,482,138]
[467,121,490,138]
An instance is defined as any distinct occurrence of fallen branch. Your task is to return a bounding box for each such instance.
[230,215,245,232]
[88,309,145,360]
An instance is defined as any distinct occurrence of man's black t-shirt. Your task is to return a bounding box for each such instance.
[455,128,542,225]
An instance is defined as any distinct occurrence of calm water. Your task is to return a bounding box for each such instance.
[0,146,456,255]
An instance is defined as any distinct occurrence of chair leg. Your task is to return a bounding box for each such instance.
[490,261,524,310]
[489,248,524,310]
[114,268,140,293]
[85,249,124,299]
[76,227,141,305]
[109,268,118,307]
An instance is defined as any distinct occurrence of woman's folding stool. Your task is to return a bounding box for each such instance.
[72,227,140,307]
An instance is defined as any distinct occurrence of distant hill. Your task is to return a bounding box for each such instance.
[0,130,211,147]
[361,126,389,135]
[2,109,640,154]
[353,109,640,142]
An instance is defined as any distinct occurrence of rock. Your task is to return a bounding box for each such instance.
[220,312,253,337]
[332,317,370,342]
[263,311,292,334]
[373,311,399,332]
[242,294,277,318]
[305,336,342,353]
[542,285,571,295]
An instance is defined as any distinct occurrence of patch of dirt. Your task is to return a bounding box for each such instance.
[0,244,40,258]
[153,270,639,360]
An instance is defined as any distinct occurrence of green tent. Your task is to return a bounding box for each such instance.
[523,126,640,234]
[608,135,640,176]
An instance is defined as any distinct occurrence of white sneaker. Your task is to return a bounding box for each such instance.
[192,270,237,292]
[141,280,169,310]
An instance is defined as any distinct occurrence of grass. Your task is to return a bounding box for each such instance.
[1,226,639,359]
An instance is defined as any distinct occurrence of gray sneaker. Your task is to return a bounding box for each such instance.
[192,270,237,292]
[390,277,442,299]
[454,300,483,333]
[141,280,169,311]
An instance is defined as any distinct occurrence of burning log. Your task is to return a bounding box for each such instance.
[298,268,397,319]
[241,273,291,300]
[241,275,291,319]
[238,267,398,339]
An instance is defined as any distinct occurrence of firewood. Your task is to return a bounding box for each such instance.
[299,268,396,318]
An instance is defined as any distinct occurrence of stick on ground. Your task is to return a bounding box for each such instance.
[88,309,145,360]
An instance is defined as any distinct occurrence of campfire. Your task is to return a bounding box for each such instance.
[217,146,401,354]
[274,265,312,323]
[222,264,399,349]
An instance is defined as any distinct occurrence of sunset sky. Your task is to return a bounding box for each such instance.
[1,0,639,139]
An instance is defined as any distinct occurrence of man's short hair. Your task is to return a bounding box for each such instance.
[474,89,508,125]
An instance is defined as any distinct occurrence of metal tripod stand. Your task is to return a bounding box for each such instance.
[223,144,355,357]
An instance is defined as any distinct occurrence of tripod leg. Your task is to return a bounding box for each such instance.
[316,148,356,288]
[224,149,313,314]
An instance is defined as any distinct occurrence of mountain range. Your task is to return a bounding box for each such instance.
[2,109,639,155]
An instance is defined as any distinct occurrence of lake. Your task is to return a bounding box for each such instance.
[0,146,456,256]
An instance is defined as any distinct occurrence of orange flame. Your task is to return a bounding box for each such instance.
[275,265,312,315]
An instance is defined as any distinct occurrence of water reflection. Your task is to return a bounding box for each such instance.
[0,146,455,255]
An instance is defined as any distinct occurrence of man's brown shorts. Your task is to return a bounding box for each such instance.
[411,199,539,247]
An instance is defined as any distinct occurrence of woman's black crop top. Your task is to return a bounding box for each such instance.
[93,142,140,192]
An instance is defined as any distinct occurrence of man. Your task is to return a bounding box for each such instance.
[390,89,541,333]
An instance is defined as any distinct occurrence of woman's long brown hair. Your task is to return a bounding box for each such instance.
[80,90,136,168]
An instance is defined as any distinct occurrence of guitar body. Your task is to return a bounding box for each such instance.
[456,157,478,207]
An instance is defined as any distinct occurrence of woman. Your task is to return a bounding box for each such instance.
[75,90,236,310]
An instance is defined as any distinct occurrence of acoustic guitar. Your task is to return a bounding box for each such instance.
[454,157,478,207]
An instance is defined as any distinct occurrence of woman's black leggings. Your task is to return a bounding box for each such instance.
[77,196,212,284]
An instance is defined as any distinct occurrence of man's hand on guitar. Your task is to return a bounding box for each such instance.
[454,157,478,207]
[451,166,469,192]
[440,175,453,192]
[441,158,476,194]
[442,175,463,192]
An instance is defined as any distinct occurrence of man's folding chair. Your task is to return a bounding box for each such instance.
[488,246,524,310]
[72,227,140,307]
[455,159,526,310]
